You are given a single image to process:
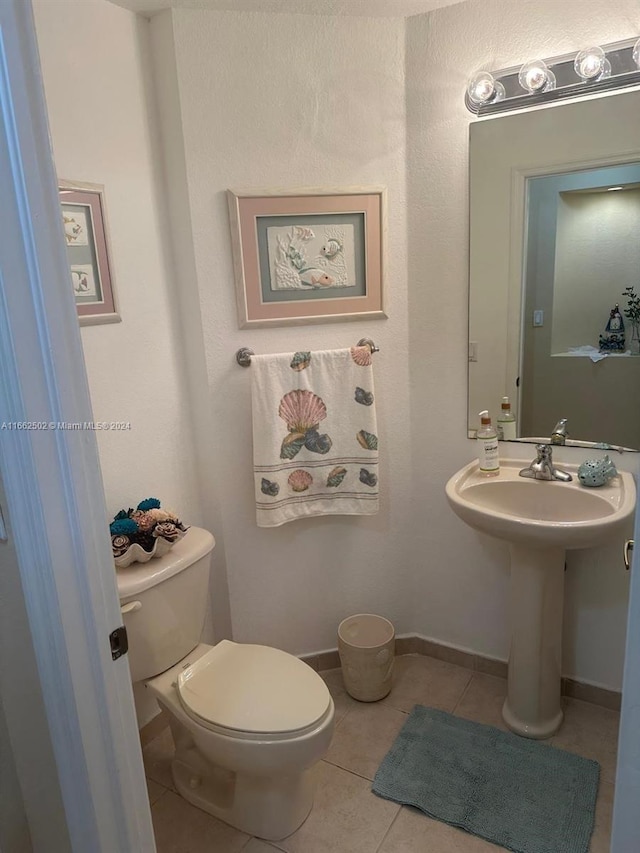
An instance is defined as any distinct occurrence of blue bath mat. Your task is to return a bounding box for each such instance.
[372,706,599,853]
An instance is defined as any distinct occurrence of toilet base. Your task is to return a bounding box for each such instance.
[144,646,333,841]
[171,741,315,841]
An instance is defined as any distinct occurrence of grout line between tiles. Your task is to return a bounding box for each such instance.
[242,836,284,852]
[331,696,353,731]
[451,671,475,715]
[372,801,403,853]
[148,785,170,810]
[322,756,378,784]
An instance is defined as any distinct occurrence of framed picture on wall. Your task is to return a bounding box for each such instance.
[59,180,120,325]
[227,186,387,328]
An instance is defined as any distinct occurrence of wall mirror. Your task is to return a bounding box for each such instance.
[468,89,640,450]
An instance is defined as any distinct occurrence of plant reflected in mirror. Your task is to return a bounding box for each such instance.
[623,285,640,355]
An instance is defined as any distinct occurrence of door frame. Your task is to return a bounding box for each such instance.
[2,0,639,849]
[0,1,155,849]
[612,497,640,850]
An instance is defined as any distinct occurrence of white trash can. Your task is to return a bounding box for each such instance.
[337,614,395,702]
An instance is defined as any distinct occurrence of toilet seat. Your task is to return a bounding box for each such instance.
[177,640,332,739]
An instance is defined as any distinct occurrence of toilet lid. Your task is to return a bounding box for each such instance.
[177,640,332,735]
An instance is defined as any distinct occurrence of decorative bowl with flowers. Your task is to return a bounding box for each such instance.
[110,498,189,567]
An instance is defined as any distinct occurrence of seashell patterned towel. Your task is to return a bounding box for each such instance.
[251,347,379,527]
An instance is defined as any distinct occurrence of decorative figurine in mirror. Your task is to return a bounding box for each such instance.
[578,455,618,488]
[599,304,625,353]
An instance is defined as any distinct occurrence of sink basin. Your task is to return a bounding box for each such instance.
[446,459,635,549]
[445,458,636,739]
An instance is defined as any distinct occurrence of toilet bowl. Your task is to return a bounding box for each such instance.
[117,527,335,841]
[146,641,334,839]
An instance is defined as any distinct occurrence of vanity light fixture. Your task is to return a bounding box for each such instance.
[518,60,556,93]
[466,71,505,108]
[466,36,640,115]
[574,46,610,81]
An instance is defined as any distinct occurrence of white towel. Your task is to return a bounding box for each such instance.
[251,347,379,527]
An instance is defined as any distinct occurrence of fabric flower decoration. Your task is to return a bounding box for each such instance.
[131,510,156,531]
[111,534,130,557]
[153,521,181,543]
[110,498,187,564]
[137,497,161,511]
[146,508,172,522]
[110,518,138,536]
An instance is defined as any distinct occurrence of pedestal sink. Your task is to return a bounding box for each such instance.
[445,459,636,739]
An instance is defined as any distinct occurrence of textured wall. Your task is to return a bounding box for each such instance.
[35,0,640,694]
[406,0,640,689]
[524,187,640,447]
[33,0,201,526]
[153,8,413,654]
[553,190,640,353]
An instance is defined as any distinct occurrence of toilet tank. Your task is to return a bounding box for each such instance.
[116,526,215,683]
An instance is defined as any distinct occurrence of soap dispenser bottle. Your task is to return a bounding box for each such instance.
[477,411,499,476]
[497,396,517,441]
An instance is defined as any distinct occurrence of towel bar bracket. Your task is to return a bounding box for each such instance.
[236,339,378,367]
[357,338,380,354]
[236,347,254,368]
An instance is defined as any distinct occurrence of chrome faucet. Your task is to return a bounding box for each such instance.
[519,444,572,482]
[550,418,569,445]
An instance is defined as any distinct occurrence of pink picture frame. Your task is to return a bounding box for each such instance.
[59,180,120,325]
[227,187,386,328]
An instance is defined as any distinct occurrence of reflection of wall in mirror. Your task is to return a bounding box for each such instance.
[520,166,640,448]
[553,188,640,353]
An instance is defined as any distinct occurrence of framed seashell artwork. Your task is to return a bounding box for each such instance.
[59,180,120,326]
[227,186,387,327]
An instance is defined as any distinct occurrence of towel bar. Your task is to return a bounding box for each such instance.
[236,339,379,367]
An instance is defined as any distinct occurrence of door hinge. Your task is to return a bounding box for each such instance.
[110,625,129,661]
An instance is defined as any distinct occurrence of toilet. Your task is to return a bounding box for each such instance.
[117,526,335,841]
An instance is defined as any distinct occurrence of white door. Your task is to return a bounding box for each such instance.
[612,501,640,851]
[0,1,155,850]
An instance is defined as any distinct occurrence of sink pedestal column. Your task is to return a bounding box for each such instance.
[502,544,565,739]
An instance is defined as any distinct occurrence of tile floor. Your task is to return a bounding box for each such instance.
[143,654,617,852]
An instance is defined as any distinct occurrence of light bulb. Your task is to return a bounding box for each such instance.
[466,71,505,108]
[633,38,640,69]
[518,60,556,94]
[574,46,610,81]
